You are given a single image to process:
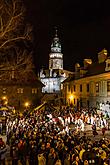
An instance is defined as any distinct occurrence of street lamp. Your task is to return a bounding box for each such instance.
[69,94,74,105]
[2,96,7,100]
[24,102,30,109]
[69,95,74,101]
[2,96,8,106]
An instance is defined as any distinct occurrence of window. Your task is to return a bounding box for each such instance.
[96,83,99,92]
[87,84,89,92]
[3,88,6,94]
[80,84,82,92]
[44,82,47,85]
[73,85,76,92]
[32,88,37,94]
[74,98,75,104]
[107,81,110,92]
[71,85,73,93]
[17,88,23,94]
[68,84,71,92]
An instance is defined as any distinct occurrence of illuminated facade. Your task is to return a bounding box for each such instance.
[40,29,73,94]
[62,49,110,116]
[0,71,44,110]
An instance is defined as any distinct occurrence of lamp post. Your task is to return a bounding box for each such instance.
[24,102,30,109]
[69,94,74,106]
[24,101,30,110]
[2,96,8,106]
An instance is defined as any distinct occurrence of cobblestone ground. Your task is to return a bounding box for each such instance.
[84,124,110,140]
[0,124,110,165]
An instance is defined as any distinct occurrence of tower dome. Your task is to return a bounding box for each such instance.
[51,29,61,53]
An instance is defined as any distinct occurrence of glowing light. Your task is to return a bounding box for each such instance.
[4,101,8,105]
[49,53,63,58]
[2,96,7,100]
[24,102,29,108]
[69,95,74,101]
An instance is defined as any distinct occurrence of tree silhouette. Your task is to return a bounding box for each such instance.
[0,0,34,81]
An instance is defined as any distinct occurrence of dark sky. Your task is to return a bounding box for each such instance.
[25,0,110,71]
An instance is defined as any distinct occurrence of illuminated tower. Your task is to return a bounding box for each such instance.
[49,29,63,70]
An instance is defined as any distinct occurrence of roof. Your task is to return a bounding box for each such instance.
[62,75,75,83]
[62,61,109,83]
[0,70,44,87]
[0,78,44,87]
[86,62,106,76]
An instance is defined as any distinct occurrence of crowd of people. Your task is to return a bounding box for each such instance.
[0,105,110,165]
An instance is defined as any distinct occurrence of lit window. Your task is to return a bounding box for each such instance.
[96,83,99,92]
[107,81,110,92]
[3,88,6,94]
[32,88,37,94]
[17,88,23,94]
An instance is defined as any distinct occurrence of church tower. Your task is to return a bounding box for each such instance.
[49,29,63,70]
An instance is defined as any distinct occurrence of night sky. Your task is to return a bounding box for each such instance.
[25,1,110,71]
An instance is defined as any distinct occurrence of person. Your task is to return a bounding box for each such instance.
[0,121,2,135]
[10,143,18,165]
[55,159,62,165]
[64,153,71,165]
[92,123,98,137]
[101,122,106,136]
[0,138,7,165]
[38,153,46,165]
[72,155,81,165]
[84,160,89,165]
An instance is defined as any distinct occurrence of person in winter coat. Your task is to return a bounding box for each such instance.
[102,124,106,136]
[0,138,7,165]
[38,153,46,165]
[64,154,71,165]
[55,159,62,165]
[92,124,98,137]
[10,144,19,165]
[47,148,57,165]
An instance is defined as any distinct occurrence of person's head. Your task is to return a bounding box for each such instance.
[66,153,70,160]
[50,148,55,154]
[41,144,45,150]
[56,159,62,164]
[75,155,79,162]
[84,160,89,165]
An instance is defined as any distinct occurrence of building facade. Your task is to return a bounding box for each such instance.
[0,71,44,110]
[62,49,110,115]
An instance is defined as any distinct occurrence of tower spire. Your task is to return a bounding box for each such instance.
[51,27,61,53]
[55,27,58,38]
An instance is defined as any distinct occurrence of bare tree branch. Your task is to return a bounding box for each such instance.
[0,0,29,50]
[0,0,34,81]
